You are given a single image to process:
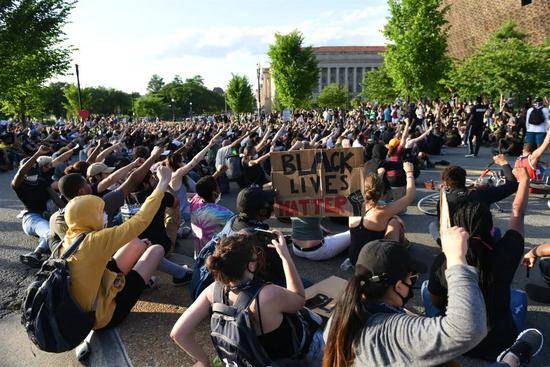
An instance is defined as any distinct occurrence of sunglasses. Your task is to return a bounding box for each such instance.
[408,273,419,286]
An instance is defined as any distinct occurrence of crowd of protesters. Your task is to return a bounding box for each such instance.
[4,94,550,366]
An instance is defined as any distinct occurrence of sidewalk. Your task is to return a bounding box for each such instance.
[0,314,131,367]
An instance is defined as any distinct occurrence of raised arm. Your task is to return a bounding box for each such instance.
[405,126,433,149]
[97,159,141,194]
[96,142,122,163]
[400,118,411,146]
[254,125,272,152]
[85,141,103,164]
[530,128,550,164]
[383,162,416,216]
[51,146,76,167]
[11,145,50,188]
[509,167,530,236]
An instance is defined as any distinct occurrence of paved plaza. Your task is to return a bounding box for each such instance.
[0,145,549,366]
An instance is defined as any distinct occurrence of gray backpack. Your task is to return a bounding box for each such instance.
[210,281,319,367]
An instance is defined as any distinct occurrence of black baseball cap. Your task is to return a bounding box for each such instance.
[355,240,427,284]
[236,187,275,217]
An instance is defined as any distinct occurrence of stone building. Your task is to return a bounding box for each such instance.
[260,45,385,113]
[442,0,549,59]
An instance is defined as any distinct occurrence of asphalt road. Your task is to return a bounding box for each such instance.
[1,145,549,366]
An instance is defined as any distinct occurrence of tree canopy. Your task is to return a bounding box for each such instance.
[225,74,255,113]
[446,21,549,101]
[361,66,398,104]
[317,84,349,109]
[0,0,75,122]
[383,0,450,99]
[267,30,319,109]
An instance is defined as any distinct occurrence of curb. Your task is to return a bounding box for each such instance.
[88,327,133,367]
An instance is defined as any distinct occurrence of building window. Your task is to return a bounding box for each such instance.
[321,67,328,89]
[330,67,337,84]
[521,0,531,5]
[339,67,345,86]
[347,67,354,93]
[356,67,363,93]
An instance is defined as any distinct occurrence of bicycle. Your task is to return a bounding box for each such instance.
[417,166,506,216]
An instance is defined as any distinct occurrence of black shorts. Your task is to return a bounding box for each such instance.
[100,259,146,330]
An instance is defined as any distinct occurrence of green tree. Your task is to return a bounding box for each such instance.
[383,0,450,99]
[147,74,165,93]
[317,84,349,109]
[63,85,134,117]
[134,94,166,118]
[225,74,255,113]
[40,82,69,118]
[447,21,549,101]
[362,66,398,104]
[267,30,319,108]
[0,0,75,123]
[157,74,224,118]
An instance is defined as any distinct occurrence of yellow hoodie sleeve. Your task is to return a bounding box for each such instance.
[90,188,165,259]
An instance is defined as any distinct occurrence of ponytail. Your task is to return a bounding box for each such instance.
[323,270,388,367]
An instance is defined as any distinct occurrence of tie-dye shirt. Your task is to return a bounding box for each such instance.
[190,194,234,252]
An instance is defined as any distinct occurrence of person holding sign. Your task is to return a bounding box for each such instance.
[348,161,416,266]
[426,167,530,361]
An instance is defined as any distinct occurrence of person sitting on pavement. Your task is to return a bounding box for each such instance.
[323,229,487,367]
[348,162,415,266]
[437,154,518,222]
[189,174,234,254]
[290,217,351,261]
[61,166,172,330]
[169,130,224,239]
[426,167,530,361]
[171,231,324,367]
[12,145,67,267]
[523,242,550,304]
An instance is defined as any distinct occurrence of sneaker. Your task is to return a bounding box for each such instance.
[177,225,191,239]
[19,251,43,268]
[146,275,160,289]
[465,154,475,158]
[496,328,544,366]
[172,271,192,286]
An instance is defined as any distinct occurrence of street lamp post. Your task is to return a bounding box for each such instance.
[256,63,261,118]
[189,102,193,119]
[171,98,175,122]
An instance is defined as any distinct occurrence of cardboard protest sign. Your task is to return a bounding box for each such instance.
[305,276,347,319]
[270,148,365,217]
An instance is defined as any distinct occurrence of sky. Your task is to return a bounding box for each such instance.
[59,0,389,94]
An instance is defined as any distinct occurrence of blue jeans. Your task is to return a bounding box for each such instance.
[525,132,546,148]
[22,212,50,251]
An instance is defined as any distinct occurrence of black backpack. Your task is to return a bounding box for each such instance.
[21,233,96,353]
[210,281,320,367]
[529,107,545,125]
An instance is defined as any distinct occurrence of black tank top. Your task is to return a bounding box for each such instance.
[257,315,294,359]
[349,209,386,265]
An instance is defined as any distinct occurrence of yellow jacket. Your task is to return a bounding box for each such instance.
[62,188,164,329]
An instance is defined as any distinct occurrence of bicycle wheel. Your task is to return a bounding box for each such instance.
[417,192,439,216]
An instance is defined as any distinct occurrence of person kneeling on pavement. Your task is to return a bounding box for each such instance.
[60,166,172,330]
[171,231,324,367]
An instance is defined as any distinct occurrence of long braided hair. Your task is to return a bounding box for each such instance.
[451,201,496,324]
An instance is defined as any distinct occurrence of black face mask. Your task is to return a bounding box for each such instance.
[394,281,414,307]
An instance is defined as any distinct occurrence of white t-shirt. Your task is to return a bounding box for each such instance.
[526,106,549,133]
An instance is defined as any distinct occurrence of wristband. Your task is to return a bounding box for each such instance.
[406,174,414,178]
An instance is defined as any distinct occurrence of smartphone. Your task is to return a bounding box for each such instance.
[305,293,332,309]
[253,228,278,240]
